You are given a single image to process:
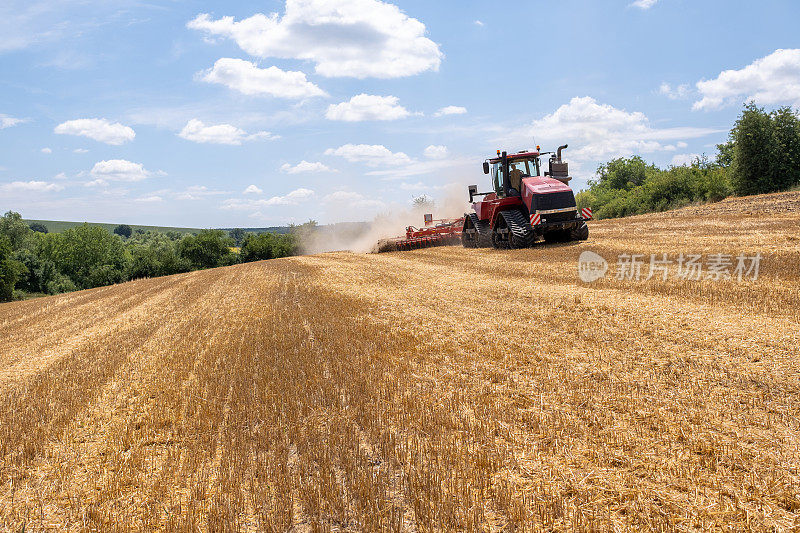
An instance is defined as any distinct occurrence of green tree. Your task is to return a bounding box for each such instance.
[730,102,781,195]
[229,228,246,246]
[0,236,26,301]
[28,222,49,234]
[126,232,192,279]
[240,232,297,262]
[593,156,658,191]
[716,140,735,168]
[114,224,133,238]
[769,106,800,191]
[0,211,33,250]
[177,230,234,269]
[44,224,127,289]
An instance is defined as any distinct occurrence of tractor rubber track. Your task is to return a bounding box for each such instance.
[464,213,491,248]
[499,210,535,248]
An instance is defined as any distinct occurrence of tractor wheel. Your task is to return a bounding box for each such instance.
[570,222,589,241]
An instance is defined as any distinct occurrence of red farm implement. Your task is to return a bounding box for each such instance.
[376,214,464,252]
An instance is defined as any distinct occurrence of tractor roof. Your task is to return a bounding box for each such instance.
[488,150,540,164]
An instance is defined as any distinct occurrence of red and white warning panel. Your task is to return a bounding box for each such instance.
[580,207,593,220]
[530,213,541,226]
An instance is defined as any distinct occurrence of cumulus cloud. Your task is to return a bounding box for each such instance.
[222,187,315,210]
[325,94,413,121]
[0,114,25,129]
[474,20,484,27]
[199,58,327,98]
[280,160,336,174]
[41,147,52,154]
[630,0,658,9]
[243,184,263,194]
[178,118,278,145]
[324,144,412,166]
[187,0,442,79]
[423,145,448,159]
[0,180,64,193]
[658,82,691,100]
[522,96,720,161]
[89,159,155,184]
[434,105,467,117]
[54,118,135,145]
[694,49,800,110]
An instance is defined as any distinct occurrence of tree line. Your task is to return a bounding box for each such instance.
[0,215,311,301]
[576,103,800,219]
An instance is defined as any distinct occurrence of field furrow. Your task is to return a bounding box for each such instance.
[1,193,799,530]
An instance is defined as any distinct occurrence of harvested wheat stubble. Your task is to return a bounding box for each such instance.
[1,191,799,531]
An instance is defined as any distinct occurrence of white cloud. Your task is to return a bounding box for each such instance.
[658,82,691,100]
[0,114,25,129]
[222,187,315,210]
[423,145,448,159]
[188,1,442,79]
[280,160,336,174]
[178,118,277,145]
[522,96,720,161]
[322,190,385,209]
[243,184,263,194]
[73,148,89,154]
[135,195,163,203]
[434,105,467,117]
[324,144,412,166]
[325,94,413,121]
[694,49,800,110]
[89,159,154,184]
[670,153,700,166]
[41,147,52,154]
[1,180,64,193]
[199,58,327,99]
[54,118,135,145]
[474,20,484,27]
[630,0,658,9]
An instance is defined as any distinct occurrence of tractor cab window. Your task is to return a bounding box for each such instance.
[508,158,540,178]
[492,164,504,195]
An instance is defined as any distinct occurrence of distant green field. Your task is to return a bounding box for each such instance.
[24,219,204,235]
[23,219,294,235]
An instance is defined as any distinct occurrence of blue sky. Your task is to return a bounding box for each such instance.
[1,0,799,227]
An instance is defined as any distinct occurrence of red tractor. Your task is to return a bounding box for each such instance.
[462,145,591,248]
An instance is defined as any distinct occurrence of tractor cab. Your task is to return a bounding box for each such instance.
[487,152,541,198]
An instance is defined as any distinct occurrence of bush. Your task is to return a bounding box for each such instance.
[29,222,48,234]
[114,224,133,238]
[241,232,297,262]
[178,230,234,270]
[43,224,127,290]
[13,249,59,293]
[0,236,26,302]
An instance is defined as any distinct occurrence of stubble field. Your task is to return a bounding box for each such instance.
[1,191,799,531]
